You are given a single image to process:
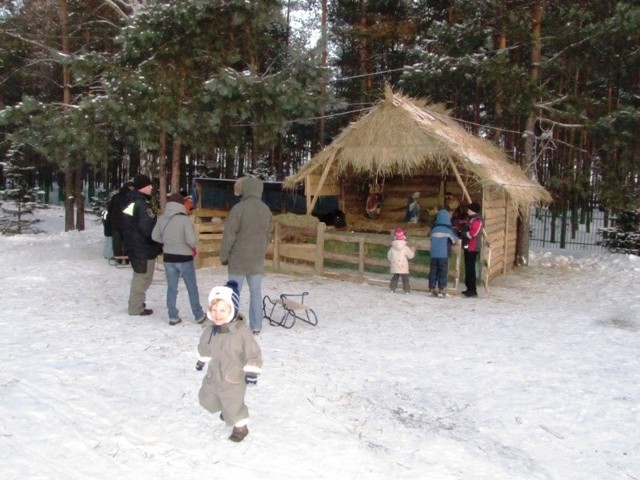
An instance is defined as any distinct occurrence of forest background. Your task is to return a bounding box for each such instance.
[0,0,639,233]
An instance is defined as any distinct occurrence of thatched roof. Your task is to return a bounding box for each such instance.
[284,86,552,208]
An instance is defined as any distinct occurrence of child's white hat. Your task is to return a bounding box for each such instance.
[207,280,240,323]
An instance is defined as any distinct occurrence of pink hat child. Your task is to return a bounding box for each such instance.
[394,227,407,241]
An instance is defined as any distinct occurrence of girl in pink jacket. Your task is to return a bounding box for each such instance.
[387,227,416,293]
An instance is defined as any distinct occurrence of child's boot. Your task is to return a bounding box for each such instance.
[229,425,249,442]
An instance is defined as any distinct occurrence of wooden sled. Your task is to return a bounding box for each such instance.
[262,292,318,329]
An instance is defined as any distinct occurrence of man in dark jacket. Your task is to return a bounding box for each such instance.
[122,175,162,315]
[108,181,134,261]
[220,177,272,334]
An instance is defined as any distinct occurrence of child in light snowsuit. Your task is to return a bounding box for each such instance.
[196,280,262,442]
[387,227,416,293]
[429,209,459,297]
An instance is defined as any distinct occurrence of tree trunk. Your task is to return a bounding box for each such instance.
[64,169,74,231]
[358,1,372,99]
[158,129,167,211]
[74,164,85,231]
[59,0,75,231]
[317,0,328,153]
[494,0,507,122]
[171,138,181,194]
[516,0,542,266]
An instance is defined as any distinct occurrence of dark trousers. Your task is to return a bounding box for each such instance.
[464,250,479,293]
[112,228,126,257]
[428,257,449,290]
[390,274,410,293]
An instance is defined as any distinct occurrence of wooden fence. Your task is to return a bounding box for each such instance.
[192,211,463,293]
[271,220,462,292]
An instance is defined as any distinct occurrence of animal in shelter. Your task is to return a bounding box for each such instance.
[314,209,347,229]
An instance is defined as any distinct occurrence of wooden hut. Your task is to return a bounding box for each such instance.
[284,86,551,283]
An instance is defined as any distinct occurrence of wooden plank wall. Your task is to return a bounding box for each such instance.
[482,188,518,282]
[192,208,227,269]
[192,208,275,269]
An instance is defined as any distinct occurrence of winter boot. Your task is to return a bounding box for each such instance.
[229,425,249,442]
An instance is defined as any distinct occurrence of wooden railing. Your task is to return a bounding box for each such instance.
[192,212,462,292]
[272,220,461,292]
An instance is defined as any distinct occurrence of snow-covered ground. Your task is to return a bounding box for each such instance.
[1,205,639,480]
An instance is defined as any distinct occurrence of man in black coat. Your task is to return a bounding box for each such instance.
[107,181,133,261]
[122,175,162,316]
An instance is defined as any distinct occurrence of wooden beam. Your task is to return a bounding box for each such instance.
[307,150,338,214]
[447,157,472,204]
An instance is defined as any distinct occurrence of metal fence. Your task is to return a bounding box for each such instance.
[528,208,610,251]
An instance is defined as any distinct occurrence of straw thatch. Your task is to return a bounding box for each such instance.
[284,86,552,209]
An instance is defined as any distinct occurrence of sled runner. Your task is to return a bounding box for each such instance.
[262,292,318,329]
[108,256,130,267]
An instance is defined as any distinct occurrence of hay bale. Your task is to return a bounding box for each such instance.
[273,213,319,228]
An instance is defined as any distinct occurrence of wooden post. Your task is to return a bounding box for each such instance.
[503,195,509,274]
[481,190,491,294]
[482,243,492,294]
[315,222,326,275]
[273,221,281,271]
[358,236,365,282]
[453,243,461,290]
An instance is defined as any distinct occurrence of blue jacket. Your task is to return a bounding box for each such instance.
[430,209,459,259]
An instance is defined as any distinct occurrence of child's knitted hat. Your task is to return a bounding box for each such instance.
[133,174,152,190]
[394,227,406,241]
[207,280,240,323]
[167,193,185,205]
[467,202,481,214]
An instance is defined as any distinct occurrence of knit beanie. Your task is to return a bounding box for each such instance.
[207,280,240,323]
[133,174,152,190]
[167,193,185,205]
[394,227,406,241]
[467,202,481,215]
